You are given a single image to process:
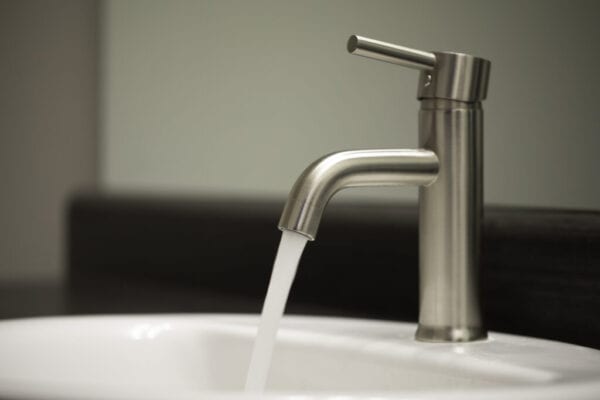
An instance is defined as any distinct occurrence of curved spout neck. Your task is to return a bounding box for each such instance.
[278,149,439,240]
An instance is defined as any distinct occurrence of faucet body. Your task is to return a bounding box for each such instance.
[279,36,490,342]
[417,98,484,341]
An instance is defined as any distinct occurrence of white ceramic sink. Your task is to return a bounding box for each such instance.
[0,315,598,400]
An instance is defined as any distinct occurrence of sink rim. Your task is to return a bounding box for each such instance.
[0,314,598,400]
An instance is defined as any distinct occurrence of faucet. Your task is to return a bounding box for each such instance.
[278,35,491,343]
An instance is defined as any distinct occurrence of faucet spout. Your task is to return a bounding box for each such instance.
[278,149,439,240]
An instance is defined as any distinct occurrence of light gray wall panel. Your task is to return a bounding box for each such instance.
[101,0,600,209]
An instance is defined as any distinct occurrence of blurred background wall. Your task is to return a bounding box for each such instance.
[101,0,600,207]
[0,0,98,284]
[1,0,599,284]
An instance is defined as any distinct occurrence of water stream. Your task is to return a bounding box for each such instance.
[244,230,308,392]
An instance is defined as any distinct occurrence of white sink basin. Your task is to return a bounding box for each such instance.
[0,314,598,399]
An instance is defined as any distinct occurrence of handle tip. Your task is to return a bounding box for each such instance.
[347,35,359,54]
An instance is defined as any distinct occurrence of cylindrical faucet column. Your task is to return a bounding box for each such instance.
[416,98,485,342]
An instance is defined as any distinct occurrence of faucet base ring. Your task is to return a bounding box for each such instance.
[415,325,488,343]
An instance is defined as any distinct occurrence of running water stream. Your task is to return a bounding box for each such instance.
[244,230,308,392]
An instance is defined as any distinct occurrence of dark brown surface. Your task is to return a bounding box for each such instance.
[0,284,65,319]
[64,193,600,349]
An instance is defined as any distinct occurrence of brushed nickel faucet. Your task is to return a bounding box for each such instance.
[278,35,491,343]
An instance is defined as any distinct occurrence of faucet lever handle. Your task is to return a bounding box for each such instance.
[347,35,436,71]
